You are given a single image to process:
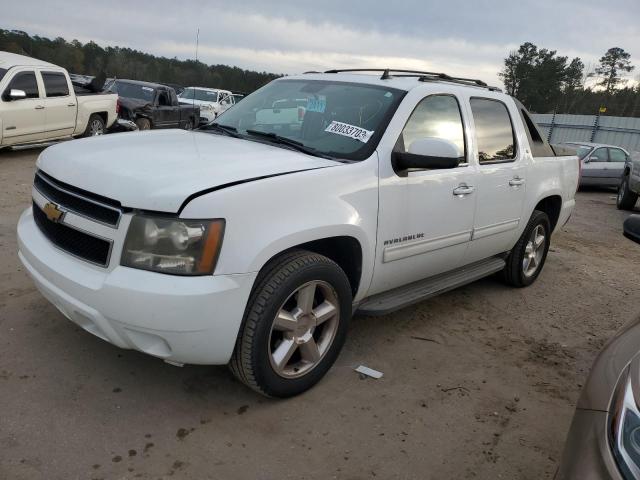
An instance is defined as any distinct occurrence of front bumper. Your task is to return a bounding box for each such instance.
[17,207,257,365]
[555,409,621,479]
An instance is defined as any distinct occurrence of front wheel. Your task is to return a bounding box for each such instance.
[230,250,352,397]
[617,175,638,211]
[183,119,193,131]
[503,210,551,288]
[135,118,151,131]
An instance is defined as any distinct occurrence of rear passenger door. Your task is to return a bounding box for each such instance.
[40,70,76,138]
[0,69,46,144]
[465,97,527,263]
[608,148,628,181]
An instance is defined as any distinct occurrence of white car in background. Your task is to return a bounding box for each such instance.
[178,87,234,124]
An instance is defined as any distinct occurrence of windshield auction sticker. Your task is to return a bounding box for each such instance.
[325,121,374,143]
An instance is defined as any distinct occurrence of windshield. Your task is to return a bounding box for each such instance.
[181,88,220,102]
[209,79,405,160]
[108,81,155,102]
[0,68,7,82]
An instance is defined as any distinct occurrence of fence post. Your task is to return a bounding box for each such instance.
[590,111,601,142]
[547,111,556,143]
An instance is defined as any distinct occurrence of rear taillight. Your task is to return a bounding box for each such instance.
[576,157,582,193]
[116,97,121,115]
[298,106,305,121]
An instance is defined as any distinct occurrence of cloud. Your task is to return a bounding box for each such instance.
[3,0,639,87]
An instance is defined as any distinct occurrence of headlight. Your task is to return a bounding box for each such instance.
[121,215,224,275]
[609,365,640,479]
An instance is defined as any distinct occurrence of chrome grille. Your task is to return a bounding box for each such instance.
[33,170,122,227]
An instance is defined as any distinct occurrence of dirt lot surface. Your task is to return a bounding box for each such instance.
[1,146,640,480]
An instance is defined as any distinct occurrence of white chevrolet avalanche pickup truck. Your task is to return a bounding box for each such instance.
[17,69,579,397]
[0,52,117,148]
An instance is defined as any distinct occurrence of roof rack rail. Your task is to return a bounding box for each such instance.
[320,68,501,91]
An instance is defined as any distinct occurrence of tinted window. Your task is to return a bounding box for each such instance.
[399,95,465,156]
[157,90,171,106]
[42,71,69,97]
[0,68,7,82]
[4,71,39,99]
[590,147,608,162]
[518,107,554,157]
[609,148,627,163]
[470,98,516,163]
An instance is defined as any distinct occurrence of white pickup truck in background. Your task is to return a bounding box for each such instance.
[17,69,579,397]
[0,52,117,148]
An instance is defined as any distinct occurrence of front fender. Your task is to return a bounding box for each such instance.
[180,158,379,300]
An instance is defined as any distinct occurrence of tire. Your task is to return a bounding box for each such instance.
[83,114,105,137]
[230,250,352,398]
[135,118,151,131]
[183,119,193,131]
[617,174,638,211]
[502,210,551,288]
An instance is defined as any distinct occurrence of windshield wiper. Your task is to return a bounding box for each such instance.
[244,129,332,159]
[205,122,243,138]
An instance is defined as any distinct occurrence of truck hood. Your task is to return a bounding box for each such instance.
[37,129,339,213]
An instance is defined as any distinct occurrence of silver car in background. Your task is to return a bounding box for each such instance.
[562,142,630,187]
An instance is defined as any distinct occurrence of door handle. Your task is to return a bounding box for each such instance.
[67,103,76,107]
[453,184,475,196]
[509,176,525,187]
[34,105,45,110]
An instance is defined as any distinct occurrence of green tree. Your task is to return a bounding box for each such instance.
[595,47,635,95]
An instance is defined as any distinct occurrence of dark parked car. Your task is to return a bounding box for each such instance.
[105,79,199,131]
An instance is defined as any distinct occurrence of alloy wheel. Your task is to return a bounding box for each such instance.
[522,224,546,277]
[268,280,340,379]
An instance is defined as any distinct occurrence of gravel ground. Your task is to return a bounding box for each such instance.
[1,146,640,480]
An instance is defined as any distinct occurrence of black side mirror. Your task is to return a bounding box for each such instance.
[623,215,640,244]
[392,151,461,170]
[392,137,463,171]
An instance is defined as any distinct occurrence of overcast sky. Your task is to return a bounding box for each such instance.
[4,0,640,87]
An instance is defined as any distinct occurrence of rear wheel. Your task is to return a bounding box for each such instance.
[83,114,105,137]
[135,118,151,131]
[503,210,551,288]
[230,250,352,397]
[617,174,638,211]
[183,119,193,131]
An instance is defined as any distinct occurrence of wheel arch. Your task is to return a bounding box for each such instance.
[533,195,562,232]
[254,234,364,298]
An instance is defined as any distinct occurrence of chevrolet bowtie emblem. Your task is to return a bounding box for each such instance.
[43,202,65,223]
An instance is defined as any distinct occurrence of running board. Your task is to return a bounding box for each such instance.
[357,256,506,316]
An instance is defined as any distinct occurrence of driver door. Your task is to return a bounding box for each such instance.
[369,93,477,295]
[1,69,46,144]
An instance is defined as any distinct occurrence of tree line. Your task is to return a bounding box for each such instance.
[499,42,638,116]
[0,29,281,93]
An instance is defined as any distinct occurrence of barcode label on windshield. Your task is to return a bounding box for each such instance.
[325,121,374,143]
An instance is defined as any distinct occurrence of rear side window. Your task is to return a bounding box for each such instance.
[4,71,39,99]
[470,98,516,163]
[399,94,466,157]
[42,72,69,97]
[0,68,7,82]
[609,148,627,163]
[518,107,554,157]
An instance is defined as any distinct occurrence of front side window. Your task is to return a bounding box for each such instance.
[609,148,627,163]
[574,146,593,160]
[210,79,405,160]
[590,147,608,162]
[42,71,69,97]
[4,71,39,99]
[398,94,465,157]
[470,98,516,163]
